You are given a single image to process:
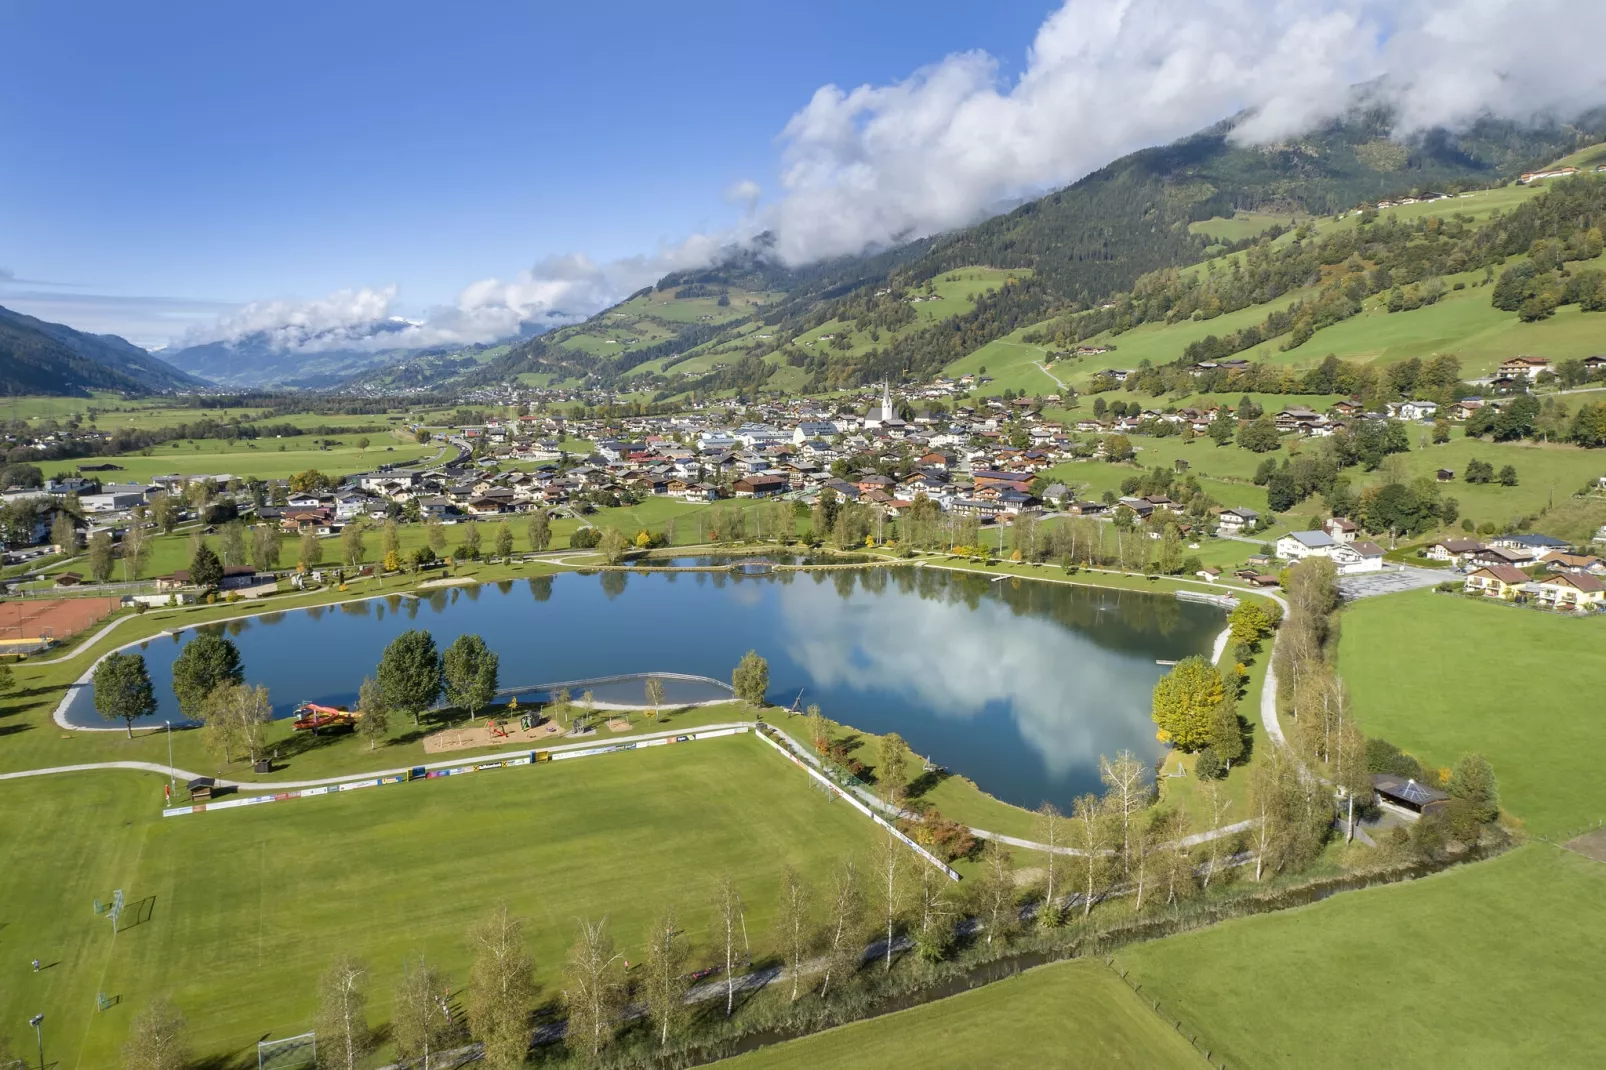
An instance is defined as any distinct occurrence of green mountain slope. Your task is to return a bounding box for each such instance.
[0,305,209,396]
[384,109,1606,399]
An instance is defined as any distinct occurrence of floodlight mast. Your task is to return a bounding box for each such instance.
[29,1013,44,1070]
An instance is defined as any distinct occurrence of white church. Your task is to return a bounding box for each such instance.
[862,381,906,431]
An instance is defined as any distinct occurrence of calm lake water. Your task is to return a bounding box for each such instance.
[69,568,1223,812]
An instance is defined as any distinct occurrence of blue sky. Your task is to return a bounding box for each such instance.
[0,0,1052,344]
[1,0,1593,351]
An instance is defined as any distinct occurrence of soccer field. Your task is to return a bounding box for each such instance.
[0,735,883,1069]
[720,958,1201,1069]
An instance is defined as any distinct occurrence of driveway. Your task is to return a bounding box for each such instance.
[1337,565,1447,600]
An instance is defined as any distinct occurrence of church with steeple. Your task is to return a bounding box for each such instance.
[863,381,905,431]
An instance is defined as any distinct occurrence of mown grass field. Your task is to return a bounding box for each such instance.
[1339,589,1606,838]
[53,431,437,483]
[1115,844,1606,1069]
[722,958,1200,1069]
[0,735,883,1070]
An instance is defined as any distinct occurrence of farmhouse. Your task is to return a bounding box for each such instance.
[1424,538,1483,564]
[1497,355,1553,379]
[1217,507,1259,536]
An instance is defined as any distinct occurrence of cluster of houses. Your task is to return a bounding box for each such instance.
[1423,532,1606,611]
[1274,518,1388,573]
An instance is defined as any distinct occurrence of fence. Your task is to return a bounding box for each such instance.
[1104,958,1228,1068]
[753,725,961,882]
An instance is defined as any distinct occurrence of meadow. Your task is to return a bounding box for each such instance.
[724,959,1200,1069]
[1338,589,1606,838]
[1115,844,1606,1068]
[50,431,437,484]
[0,736,884,1070]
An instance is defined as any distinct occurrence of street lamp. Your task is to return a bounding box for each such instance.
[165,720,175,791]
[29,1013,44,1070]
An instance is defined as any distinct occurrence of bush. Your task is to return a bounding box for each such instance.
[1195,746,1224,780]
[1365,737,1423,780]
[569,527,602,549]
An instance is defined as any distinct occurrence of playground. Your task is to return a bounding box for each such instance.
[420,705,645,754]
[0,596,121,653]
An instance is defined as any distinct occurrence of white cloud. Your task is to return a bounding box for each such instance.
[177,232,729,355]
[765,0,1606,264]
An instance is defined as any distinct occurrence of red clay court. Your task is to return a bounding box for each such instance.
[0,597,121,648]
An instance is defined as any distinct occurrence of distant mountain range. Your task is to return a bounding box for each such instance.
[162,319,427,389]
[0,304,208,396]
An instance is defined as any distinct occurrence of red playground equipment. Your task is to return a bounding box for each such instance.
[486,717,511,739]
[292,702,358,733]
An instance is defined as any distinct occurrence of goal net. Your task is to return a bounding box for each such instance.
[258,1033,316,1070]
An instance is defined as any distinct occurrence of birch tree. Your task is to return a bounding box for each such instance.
[910,859,955,962]
[123,999,188,1070]
[1156,809,1197,906]
[562,918,622,1062]
[1068,794,1113,918]
[973,840,1017,945]
[713,873,744,1017]
[772,866,813,1002]
[1200,779,1233,890]
[466,903,535,1070]
[392,958,453,1070]
[315,955,371,1070]
[1032,802,1065,929]
[868,831,907,971]
[1099,750,1149,870]
[818,858,863,1000]
[642,908,687,1049]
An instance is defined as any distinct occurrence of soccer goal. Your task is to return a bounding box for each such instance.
[258,1033,316,1070]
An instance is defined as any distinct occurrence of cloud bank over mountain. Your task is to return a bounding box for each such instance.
[765,0,1606,264]
[179,0,1606,356]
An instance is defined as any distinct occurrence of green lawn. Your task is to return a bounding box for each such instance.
[721,959,1200,1069]
[1189,209,1305,243]
[1339,589,1606,837]
[0,735,883,1070]
[1116,844,1606,1068]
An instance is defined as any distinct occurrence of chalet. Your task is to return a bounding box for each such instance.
[1469,546,1533,570]
[732,474,788,498]
[1534,572,1606,610]
[1450,398,1486,421]
[1196,566,1223,581]
[1067,501,1110,516]
[1517,167,1578,183]
[1464,564,1530,599]
[1488,533,1569,554]
[1274,407,1324,433]
[1424,538,1483,564]
[1323,517,1357,544]
[1217,507,1259,535]
[1331,400,1364,417]
[1275,530,1335,560]
[1329,540,1385,574]
[1498,355,1552,379]
[1539,551,1606,576]
[1396,400,1439,421]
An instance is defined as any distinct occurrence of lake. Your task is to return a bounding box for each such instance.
[68,567,1224,812]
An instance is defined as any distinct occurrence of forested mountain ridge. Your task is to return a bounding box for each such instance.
[454,108,1605,399]
[0,304,209,396]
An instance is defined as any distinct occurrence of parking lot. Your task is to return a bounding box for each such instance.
[1338,565,1449,600]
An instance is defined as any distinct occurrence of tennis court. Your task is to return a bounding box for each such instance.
[0,596,121,651]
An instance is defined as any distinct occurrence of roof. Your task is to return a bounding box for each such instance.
[1285,530,1335,548]
[1433,538,1483,553]
[1372,774,1449,805]
[1351,541,1385,557]
[1542,572,1606,593]
[1469,564,1530,585]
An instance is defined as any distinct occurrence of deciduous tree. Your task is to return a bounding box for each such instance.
[250,524,280,573]
[868,831,907,971]
[876,732,909,806]
[563,918,622,1061]
[817,858,863,1000]
[1151,657,1226,751]
[123,998,188,1070]
[1069,793,1112,917]
[772,866,813,1003]
[443,633,499,720]
[644,677,665,719]
[298,529,323,570]
[1032,802,1065,928]
[356,676,389,751]
[340,522,367,567]
[171,632,244,720]
[94,651,157,737]
[377,630,442,725]
[642,907,688,1047]
[1098,750,1149,869]
[466,903,535,1070]
[713,872,744,1016]
[1449,753,1499,824]
[525,511,550,553]
[316,955,372,1070]
[973,839,1017,944]
[392,958,454,1070]
[731,650,769,707]
[88,530,115,583]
